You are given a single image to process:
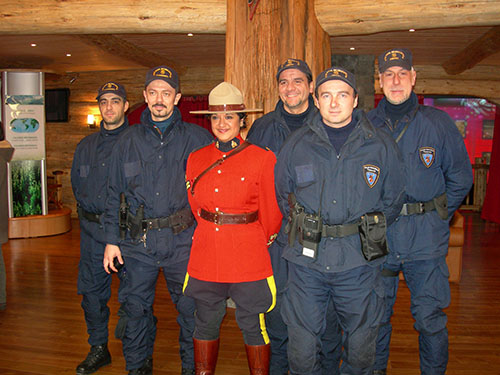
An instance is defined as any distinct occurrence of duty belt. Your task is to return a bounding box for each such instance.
[400,200,436,215]
[77,205,101,224]
[321,223,359,238]
[141,208,194,234]
[199,208,258,225]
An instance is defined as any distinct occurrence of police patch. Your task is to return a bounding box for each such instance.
[419,147,435,168]
[363,164,380,188]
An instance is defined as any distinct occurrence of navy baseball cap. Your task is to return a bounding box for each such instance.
[378,48,413,73]
[145,65,180,91]
[96,81,127,100]
[276,58,313,81]
[315,67,357,94]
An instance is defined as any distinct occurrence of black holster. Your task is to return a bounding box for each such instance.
[119,193,129,240]
[358,212,388,261]
[286,193,304,246]
[128,205,145,241]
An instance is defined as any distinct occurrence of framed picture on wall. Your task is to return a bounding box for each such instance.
[482,119,494,139]
[455,120,467,138]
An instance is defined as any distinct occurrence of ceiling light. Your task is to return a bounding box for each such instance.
[66,53,72,57]
[187,33,194,37]
[31,43,37,47]
[350,47,355,51]
[409,29,415,32]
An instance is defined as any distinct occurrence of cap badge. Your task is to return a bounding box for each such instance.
[325,68,348,78]
[102,82,118,91]
[284,59,300,67]
[385,50,405,62]
[153,67,172,78]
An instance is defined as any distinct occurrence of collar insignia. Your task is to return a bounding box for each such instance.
[419,147,435,168]
[363,164,380,188]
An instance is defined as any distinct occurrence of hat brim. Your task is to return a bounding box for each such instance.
[190,108,262,114]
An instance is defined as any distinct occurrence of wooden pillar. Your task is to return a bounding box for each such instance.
[225,0,331,116]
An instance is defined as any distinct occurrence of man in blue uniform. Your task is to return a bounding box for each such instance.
[275,67,405,375]
[102,66,213,375]
[368,49,473,375]
[247,58,342,375]
[72,82,130,374]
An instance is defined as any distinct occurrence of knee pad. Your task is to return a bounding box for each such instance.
[115,296,152,339]
[81,294,109,321]
[287,326,319,374]
[345,327,377,369]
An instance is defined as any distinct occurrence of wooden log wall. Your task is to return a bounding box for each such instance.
[45,67,224,216]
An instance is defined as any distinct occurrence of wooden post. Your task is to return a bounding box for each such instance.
[225,0,331,119]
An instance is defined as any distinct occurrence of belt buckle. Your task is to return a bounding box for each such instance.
[213,211,222,225]
[417,202,425,214]
[400,204,408,216]
[146,220,154,230]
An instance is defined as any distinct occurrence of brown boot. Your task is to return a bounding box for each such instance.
[245,344,270,375]
[193,338,219,375]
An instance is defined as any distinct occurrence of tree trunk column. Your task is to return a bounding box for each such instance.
[225,0,331,115]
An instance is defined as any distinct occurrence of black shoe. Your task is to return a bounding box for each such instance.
[181,368,195,375]
[373,370,387,375]
[128,358,153,375]
[76,344,111,375]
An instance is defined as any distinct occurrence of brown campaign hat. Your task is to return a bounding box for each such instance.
[190,82,262,114]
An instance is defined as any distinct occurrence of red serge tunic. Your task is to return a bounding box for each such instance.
[185,139,282,283]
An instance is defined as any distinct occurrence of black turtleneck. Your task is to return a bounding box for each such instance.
[216,137,242,152]
[281,101,313,132]
[322,116,357,155]
[385,92,418,127]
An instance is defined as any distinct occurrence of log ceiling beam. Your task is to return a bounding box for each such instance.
[442,26,500,75]
[315,0,500,36]
[0,0,498,36]
[75,35,186,74]
[0,1,227,34]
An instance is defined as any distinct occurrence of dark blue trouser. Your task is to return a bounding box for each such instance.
[267,245,342,375]
[77,232,114,346]
[374,256,450,375]
[282,263,384,375]
[116,256,196,371]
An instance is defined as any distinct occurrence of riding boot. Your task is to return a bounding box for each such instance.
[193,338,219,375]
[245,344,270,375]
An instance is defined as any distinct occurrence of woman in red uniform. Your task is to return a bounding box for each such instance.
[184,82,282,375]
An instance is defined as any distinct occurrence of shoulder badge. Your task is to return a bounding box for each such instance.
[363,164,380,188]
[419,147,435,168]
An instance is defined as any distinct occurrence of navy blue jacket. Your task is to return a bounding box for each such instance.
[367,95,472,262]
[247,96,317,154]
[275,109,405,273]
[71,119,129,243]
[103,107,213,266]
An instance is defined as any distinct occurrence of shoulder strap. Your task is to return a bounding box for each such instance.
[190,141,251,195]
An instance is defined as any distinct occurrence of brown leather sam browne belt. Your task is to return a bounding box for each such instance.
[198,208,258,225]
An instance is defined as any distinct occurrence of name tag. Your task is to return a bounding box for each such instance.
[302,246,316,259]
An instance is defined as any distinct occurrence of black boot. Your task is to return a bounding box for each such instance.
[128,357,153,375]
[373,370,387,375]
[76,344,111,375]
